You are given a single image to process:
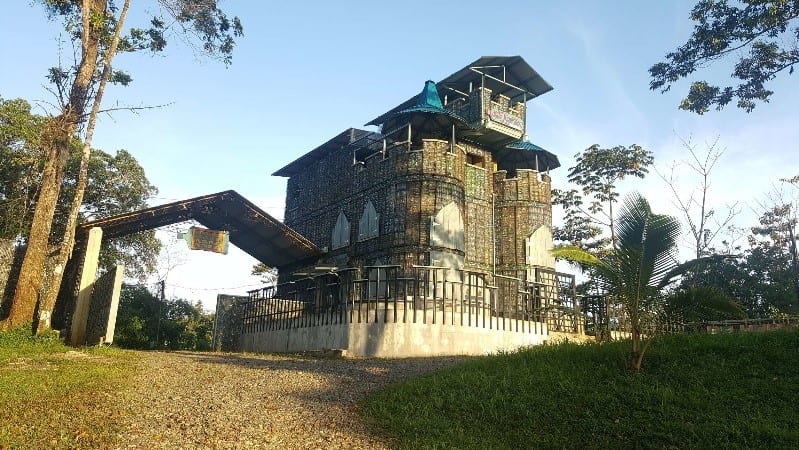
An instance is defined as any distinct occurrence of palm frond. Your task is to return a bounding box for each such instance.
[552,245,603,266]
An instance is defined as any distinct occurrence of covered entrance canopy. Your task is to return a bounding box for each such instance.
[78,190,323,268]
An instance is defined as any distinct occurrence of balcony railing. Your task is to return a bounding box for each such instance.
[240,266,583,335]
[444,87,526,138]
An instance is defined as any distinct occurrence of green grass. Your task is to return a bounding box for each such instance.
[361,330,799,449]
[0,327,139,449]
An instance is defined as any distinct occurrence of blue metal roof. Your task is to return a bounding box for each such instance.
[494,140,561,171]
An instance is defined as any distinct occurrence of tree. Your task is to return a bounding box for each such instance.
[3,0,243,331]
[656,136,740,260]
[251,262,278,285]
[114,283,214,350]
[664,285,745,321]
[650,0,799,113]
[554,193,729,372]
[553,144,653,250]
[60,149,161,280]
[0,97,161,281]
[679,198,798,318]
[750,179,799,312]
[0,98,48,241]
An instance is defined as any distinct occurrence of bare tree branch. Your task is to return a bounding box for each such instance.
[656,135,741,260]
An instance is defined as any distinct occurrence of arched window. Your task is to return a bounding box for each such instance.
[358,200,379,241]
[430,202,464,250]
[331,211,350,249]
[525,225,555,270]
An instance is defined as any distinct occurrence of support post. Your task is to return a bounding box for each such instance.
[69,227,102,346]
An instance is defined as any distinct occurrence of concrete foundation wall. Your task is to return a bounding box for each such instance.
[240,317,549,357]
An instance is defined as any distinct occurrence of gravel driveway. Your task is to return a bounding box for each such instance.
[114,351,466,449]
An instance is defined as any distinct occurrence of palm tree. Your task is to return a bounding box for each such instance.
[554,193,683,372]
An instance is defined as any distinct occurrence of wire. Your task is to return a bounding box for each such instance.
[165,282,265,292]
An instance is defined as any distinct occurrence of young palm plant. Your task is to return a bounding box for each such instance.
[554,193,685,372]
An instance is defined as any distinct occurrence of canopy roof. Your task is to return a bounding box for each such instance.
[381,80,471,135]
[273,128,379,177]
[494,140,561,172]
[78,190,323,269]
[366,56,552,127]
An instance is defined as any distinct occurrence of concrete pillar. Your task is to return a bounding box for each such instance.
[69,227,102,346]
[103,264,124,344]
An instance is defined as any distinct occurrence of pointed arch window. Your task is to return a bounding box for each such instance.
[430,202,464,251]
[358,200,380,241]
[525,225,555,272]
[332,211,350,249]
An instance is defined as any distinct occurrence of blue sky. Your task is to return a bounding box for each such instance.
[2,1,798,308]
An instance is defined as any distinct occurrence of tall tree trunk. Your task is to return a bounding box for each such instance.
[609,198,616,248]
[2,121,71,330]
[1,0,106,331]
[35,0,131,333]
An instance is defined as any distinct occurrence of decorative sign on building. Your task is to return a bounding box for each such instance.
[179,226,229,254]
[486,104,524,131]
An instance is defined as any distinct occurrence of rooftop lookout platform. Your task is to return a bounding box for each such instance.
[274,57,560,181]
[366,56,554,148]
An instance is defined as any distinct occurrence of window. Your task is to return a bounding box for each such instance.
[331,211,350,249]
[525,225,555,274]
[467,153,484,167]
[430,202,464,250]
[358,200,379,241]
[367,259,388,298]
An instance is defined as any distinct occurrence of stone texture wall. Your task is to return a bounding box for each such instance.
[84,265,124,345]
[284,139,467,271]
[463,145,494,273]
[213,294,248,351]
[493,170,553,279]
[281,137,553,283]
[0,239,21,319]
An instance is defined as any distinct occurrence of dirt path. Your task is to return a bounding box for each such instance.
[113,351,465,449]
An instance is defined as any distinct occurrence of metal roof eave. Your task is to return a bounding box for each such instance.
[272,128,378,177]
[366,56,552,127]
[78,190,323,269]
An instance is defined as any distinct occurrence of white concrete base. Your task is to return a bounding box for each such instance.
[239,319,549,357]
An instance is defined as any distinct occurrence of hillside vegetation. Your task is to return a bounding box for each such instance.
[361,330,799,449]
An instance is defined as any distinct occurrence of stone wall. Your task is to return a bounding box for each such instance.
[283,139,470,272]
[213,294,248,351]
[0,239,22,319]
[281,135,554,284]
[84,265,124,345]
[493,170,553,279]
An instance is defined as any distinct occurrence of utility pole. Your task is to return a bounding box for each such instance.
[155,280,165,348]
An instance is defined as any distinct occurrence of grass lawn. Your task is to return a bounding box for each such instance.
[361,330,799,449]
[0,327,139,449]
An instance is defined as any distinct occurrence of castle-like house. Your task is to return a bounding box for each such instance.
[234,56,580,356]
[274,56,559,283]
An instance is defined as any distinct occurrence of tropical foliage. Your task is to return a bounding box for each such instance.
[0,97,160,280]
[114,284,214,351]
[553,144,653,251]
[650,0,799,113]
[555,193,742,371]
[3,0,243,332]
